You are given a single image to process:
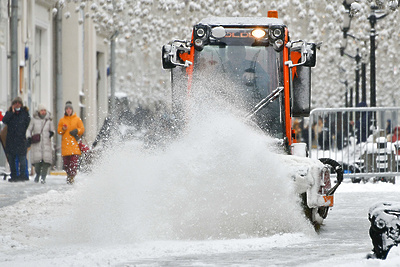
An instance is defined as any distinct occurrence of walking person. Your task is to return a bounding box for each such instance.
[57,101,85,184]
[26,104,55,183]
[1,97,31,182]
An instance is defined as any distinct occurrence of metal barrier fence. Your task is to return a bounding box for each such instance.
[308,107,400,183]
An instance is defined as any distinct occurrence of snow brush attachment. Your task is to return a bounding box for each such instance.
[367,202,400,260]
[318,158,344,196]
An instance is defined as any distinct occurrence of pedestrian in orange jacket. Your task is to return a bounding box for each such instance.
[57,101,84,184]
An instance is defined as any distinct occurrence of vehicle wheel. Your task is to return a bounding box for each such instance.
[300,193,325,230]
[312,207,326,224]
[317,206,330,220]
[351,177,361,183]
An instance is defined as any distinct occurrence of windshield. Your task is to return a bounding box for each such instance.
[192,44,283,138]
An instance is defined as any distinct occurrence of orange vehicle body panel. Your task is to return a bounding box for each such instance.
[178,33,195,96]
[323,195,334,207]
[283,28,292,146]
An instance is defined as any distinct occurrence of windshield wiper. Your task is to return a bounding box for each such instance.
[245,86,284,119]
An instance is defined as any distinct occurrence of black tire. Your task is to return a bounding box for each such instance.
[300,193,325,231]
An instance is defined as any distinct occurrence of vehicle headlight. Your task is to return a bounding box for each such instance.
[196,28,206,38]
[193,24,210,51]
[375,218,386,229]
[269,25,285,52]
[251,29,266,39]
[194,39,203,47]
[274,39,284,48]
[273,28,282,38]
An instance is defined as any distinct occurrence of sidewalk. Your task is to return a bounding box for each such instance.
[0,173,71,208]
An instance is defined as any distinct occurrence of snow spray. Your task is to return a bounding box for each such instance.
[63,73,314,244]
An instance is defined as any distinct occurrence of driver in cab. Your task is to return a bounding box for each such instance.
[224,45,269,98]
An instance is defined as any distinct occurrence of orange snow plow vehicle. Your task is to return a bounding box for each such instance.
[161,11,343,228]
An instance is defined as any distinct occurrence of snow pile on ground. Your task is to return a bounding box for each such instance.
[339,180,400,193]
[63,110,314,245]
[0,109,316,265]
[1,109,400,265]
[1,179,400,266]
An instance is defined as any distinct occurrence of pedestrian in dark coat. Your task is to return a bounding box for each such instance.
[1,97,31,182]
[26,104,55,183]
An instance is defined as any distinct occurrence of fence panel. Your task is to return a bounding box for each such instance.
[308,107,400,183]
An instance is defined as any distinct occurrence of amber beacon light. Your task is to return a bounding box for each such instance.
[267,10,278,18]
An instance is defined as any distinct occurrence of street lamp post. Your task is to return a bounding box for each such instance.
[355,49,361,105]
[340,43,361,107]
[340,0,362,107]
[339,66,354,121]
[341,0,372,107]
[342,8,352,38]
[367,5,387,107]
[361,61,367,103]
[350,87,353,107]
[344,80,349,107]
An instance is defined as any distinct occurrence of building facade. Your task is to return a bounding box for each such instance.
[0,0,110,169]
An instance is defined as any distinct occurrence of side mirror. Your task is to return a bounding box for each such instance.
[161,41,192,69]
[292,66,311,117]
[286,41,319,68]
[162,45,176,69]
[303,43,317,68]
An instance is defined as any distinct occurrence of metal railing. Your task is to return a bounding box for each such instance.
[308,107,400,182]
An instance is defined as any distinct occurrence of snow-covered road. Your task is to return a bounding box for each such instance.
[1,112,400,266]
[112,181,400,266]
[0,177,400,266]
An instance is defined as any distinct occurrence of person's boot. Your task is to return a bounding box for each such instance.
[41,174,47,184]
[66,175,75,184]
[15,175,25,182]
[34,175,40,183]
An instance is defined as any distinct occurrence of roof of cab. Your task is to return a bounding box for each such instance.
[198,17,284,27]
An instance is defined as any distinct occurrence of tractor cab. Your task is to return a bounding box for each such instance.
[162,13,318,150]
